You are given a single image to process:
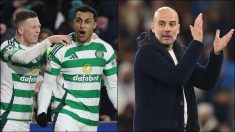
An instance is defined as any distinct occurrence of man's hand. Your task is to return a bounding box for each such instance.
[190,13,203,42]
[47,35,72,46]
[36,112,48,127]
[213,29,234,55]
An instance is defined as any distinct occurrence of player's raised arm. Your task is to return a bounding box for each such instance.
[0,35,71,64]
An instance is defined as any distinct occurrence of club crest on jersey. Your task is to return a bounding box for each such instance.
[95,50,104,58]
[82,64,92,74]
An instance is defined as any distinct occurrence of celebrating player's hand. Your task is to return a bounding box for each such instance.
[213,29,234,55]
[189,13,203,42]
[36,112,48,127]
[47,35,72,45]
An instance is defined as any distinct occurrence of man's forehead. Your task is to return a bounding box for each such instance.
[75,11,94,19]
[154,7,179,22]
[156,16,178,23]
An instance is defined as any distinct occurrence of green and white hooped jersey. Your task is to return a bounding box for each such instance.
[0,37,43,121]
[47,33,117,126]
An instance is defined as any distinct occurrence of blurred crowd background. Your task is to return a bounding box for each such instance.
[118,1,234,132]
[0,0,117,123]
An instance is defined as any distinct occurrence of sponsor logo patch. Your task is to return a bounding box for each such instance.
[20,75,37,83]
[73,74,100,82]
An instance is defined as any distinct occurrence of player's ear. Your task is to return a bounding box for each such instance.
[17,26,24,35]
[93,21,97,30]
[178,24,180,34]
[151,22,155,33]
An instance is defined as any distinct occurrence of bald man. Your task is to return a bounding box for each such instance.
[133,6,234,131]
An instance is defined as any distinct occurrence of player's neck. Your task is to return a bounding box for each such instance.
[15,35,31,47]
[76,37,92,46]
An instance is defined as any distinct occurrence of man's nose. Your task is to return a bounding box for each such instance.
[80,22,85,29]
[163,25,171,32]
[36,27,40,33]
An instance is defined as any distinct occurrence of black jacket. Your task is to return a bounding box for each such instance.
[133,30,223,131]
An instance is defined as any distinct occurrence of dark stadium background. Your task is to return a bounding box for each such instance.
[118,1,234,132]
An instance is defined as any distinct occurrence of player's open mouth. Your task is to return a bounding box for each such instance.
[79,30,86,37]
[80,30,85,34]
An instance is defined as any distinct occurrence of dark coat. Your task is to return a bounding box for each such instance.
[133,30,223,131]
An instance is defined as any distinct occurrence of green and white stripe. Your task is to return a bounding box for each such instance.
[0,37,44,121]
[47,33,117,126]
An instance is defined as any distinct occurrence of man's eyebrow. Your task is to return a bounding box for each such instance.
[75,17,82,20]
[158,20,166,23]
[84,18,92,21]
[170,21,176,23]
[75,17,93,21]
[158,20,177,24]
